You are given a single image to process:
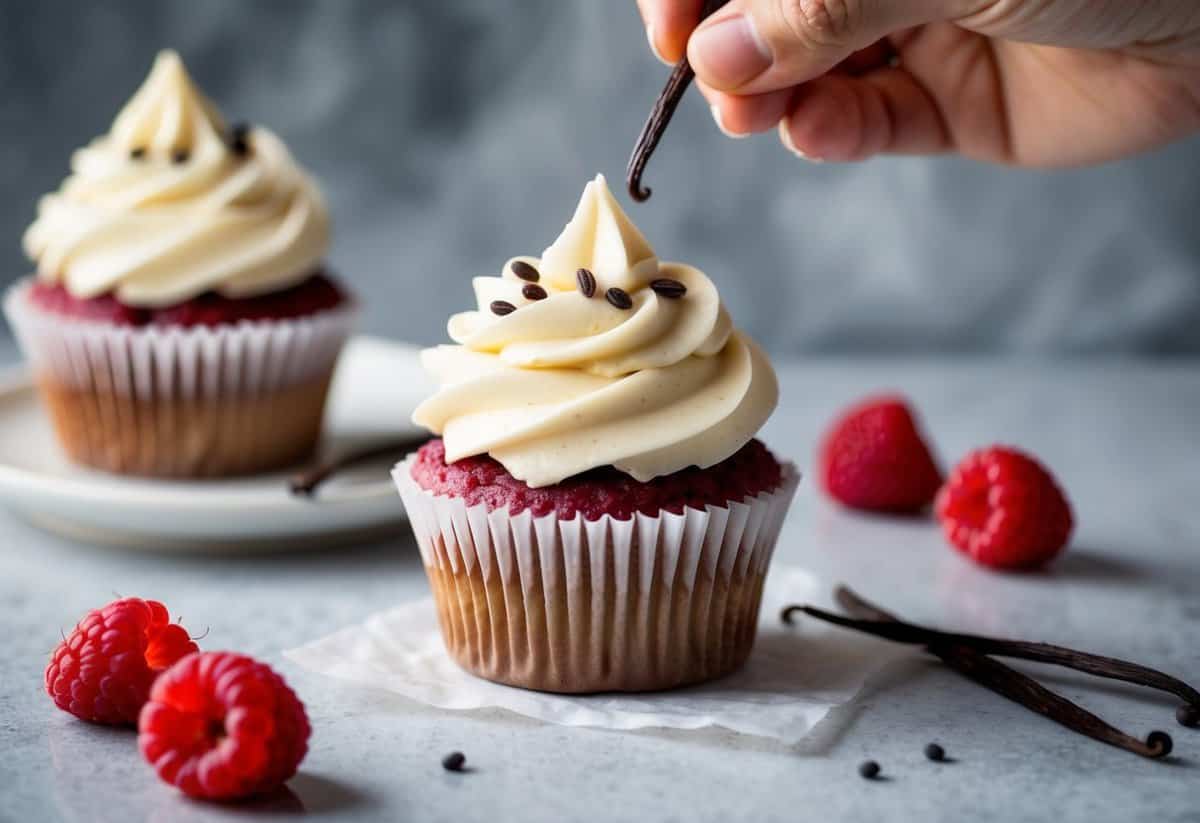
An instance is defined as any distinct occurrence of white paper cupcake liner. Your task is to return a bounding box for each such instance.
[393,455,800,693]
[3,278,356,476]
[4,279,355,400]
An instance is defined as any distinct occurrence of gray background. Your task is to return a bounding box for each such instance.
[3,0,1199,354]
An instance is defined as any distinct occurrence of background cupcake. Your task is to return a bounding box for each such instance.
[6,51,354,478]
[395,174,797,694]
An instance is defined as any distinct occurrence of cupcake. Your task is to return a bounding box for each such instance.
[394,174,797,693]
[6,51,354,477]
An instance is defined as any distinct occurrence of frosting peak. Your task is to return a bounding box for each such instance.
[109,51,226,158]
[539,174,658,292]
[23,50,330,308]
[413,175,778,488]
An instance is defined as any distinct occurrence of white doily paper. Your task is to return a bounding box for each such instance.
[284,568,905,743]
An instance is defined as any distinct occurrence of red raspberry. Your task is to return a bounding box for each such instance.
[818,395,942,513]
[138,652,310,800]
[935,446,1074,570]
[45,598,198,725]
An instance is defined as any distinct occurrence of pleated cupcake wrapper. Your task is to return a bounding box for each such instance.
[3,280,356,476]
[393,456,800,693]
[4,280,356,400]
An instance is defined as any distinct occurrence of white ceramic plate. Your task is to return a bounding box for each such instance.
[0,336,430,552]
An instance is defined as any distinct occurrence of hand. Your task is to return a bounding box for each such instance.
[636,0,1200,165]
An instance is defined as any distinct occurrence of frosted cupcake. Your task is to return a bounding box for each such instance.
[394,174,797,693]
[6,51,354,477]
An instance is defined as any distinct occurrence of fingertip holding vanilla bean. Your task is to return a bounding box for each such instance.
[626,0,732,201]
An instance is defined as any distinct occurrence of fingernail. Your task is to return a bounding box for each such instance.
[689,14,772,88]
[778,119,822,162]
[711,104,749,139]
[646,23,671,66]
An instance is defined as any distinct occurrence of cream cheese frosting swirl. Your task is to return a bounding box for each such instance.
[23,50,330,307]
[413,174,778,488]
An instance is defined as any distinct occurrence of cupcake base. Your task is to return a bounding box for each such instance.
[425,548,767,693]
[39,373,332,477]
[395,452,799,694]
[5,279,355,478]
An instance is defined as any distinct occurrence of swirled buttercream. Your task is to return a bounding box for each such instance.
[413,174,778,487]
[23,50,330,307]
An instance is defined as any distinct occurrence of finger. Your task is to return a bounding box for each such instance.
[881,22,1010,161]
[688,0,976,94]
[697,80,792,136]
[833,39,898,76]
[778,69,951,162]
[637,0,705,64]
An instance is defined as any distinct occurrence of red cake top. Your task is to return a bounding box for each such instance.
[409,437,784,521]
[27,273,348,328]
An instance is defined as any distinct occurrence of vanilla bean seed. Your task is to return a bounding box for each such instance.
[171,149,190,165]
[924,743,946,762]
[576,268,597,298]
[511,261,540,282]
[606,287,633,310]
[129,147,147,160]
[230,122,251,156]
[650,278,687,299]
[858,761,881,780]
[490,300,517,316]
[522,284,547,301]
[442,751,466,772]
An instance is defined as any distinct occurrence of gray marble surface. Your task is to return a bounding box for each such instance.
[1,356,1198,823]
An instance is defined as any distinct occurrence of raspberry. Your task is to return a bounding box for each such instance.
[935,446,1074,570]
[45,598,198,725]
[818,395,942,513]
[138,652,310,800]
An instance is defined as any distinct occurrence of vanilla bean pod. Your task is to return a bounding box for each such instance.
[786,595,1200,709]
[935,640,1172,758]
[289,437,429,497]
[782,587,1197,759]
[626,0,731,202]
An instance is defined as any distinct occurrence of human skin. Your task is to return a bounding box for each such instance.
[636,0,1200,166]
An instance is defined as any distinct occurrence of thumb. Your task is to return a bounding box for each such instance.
[688,0,973,93]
